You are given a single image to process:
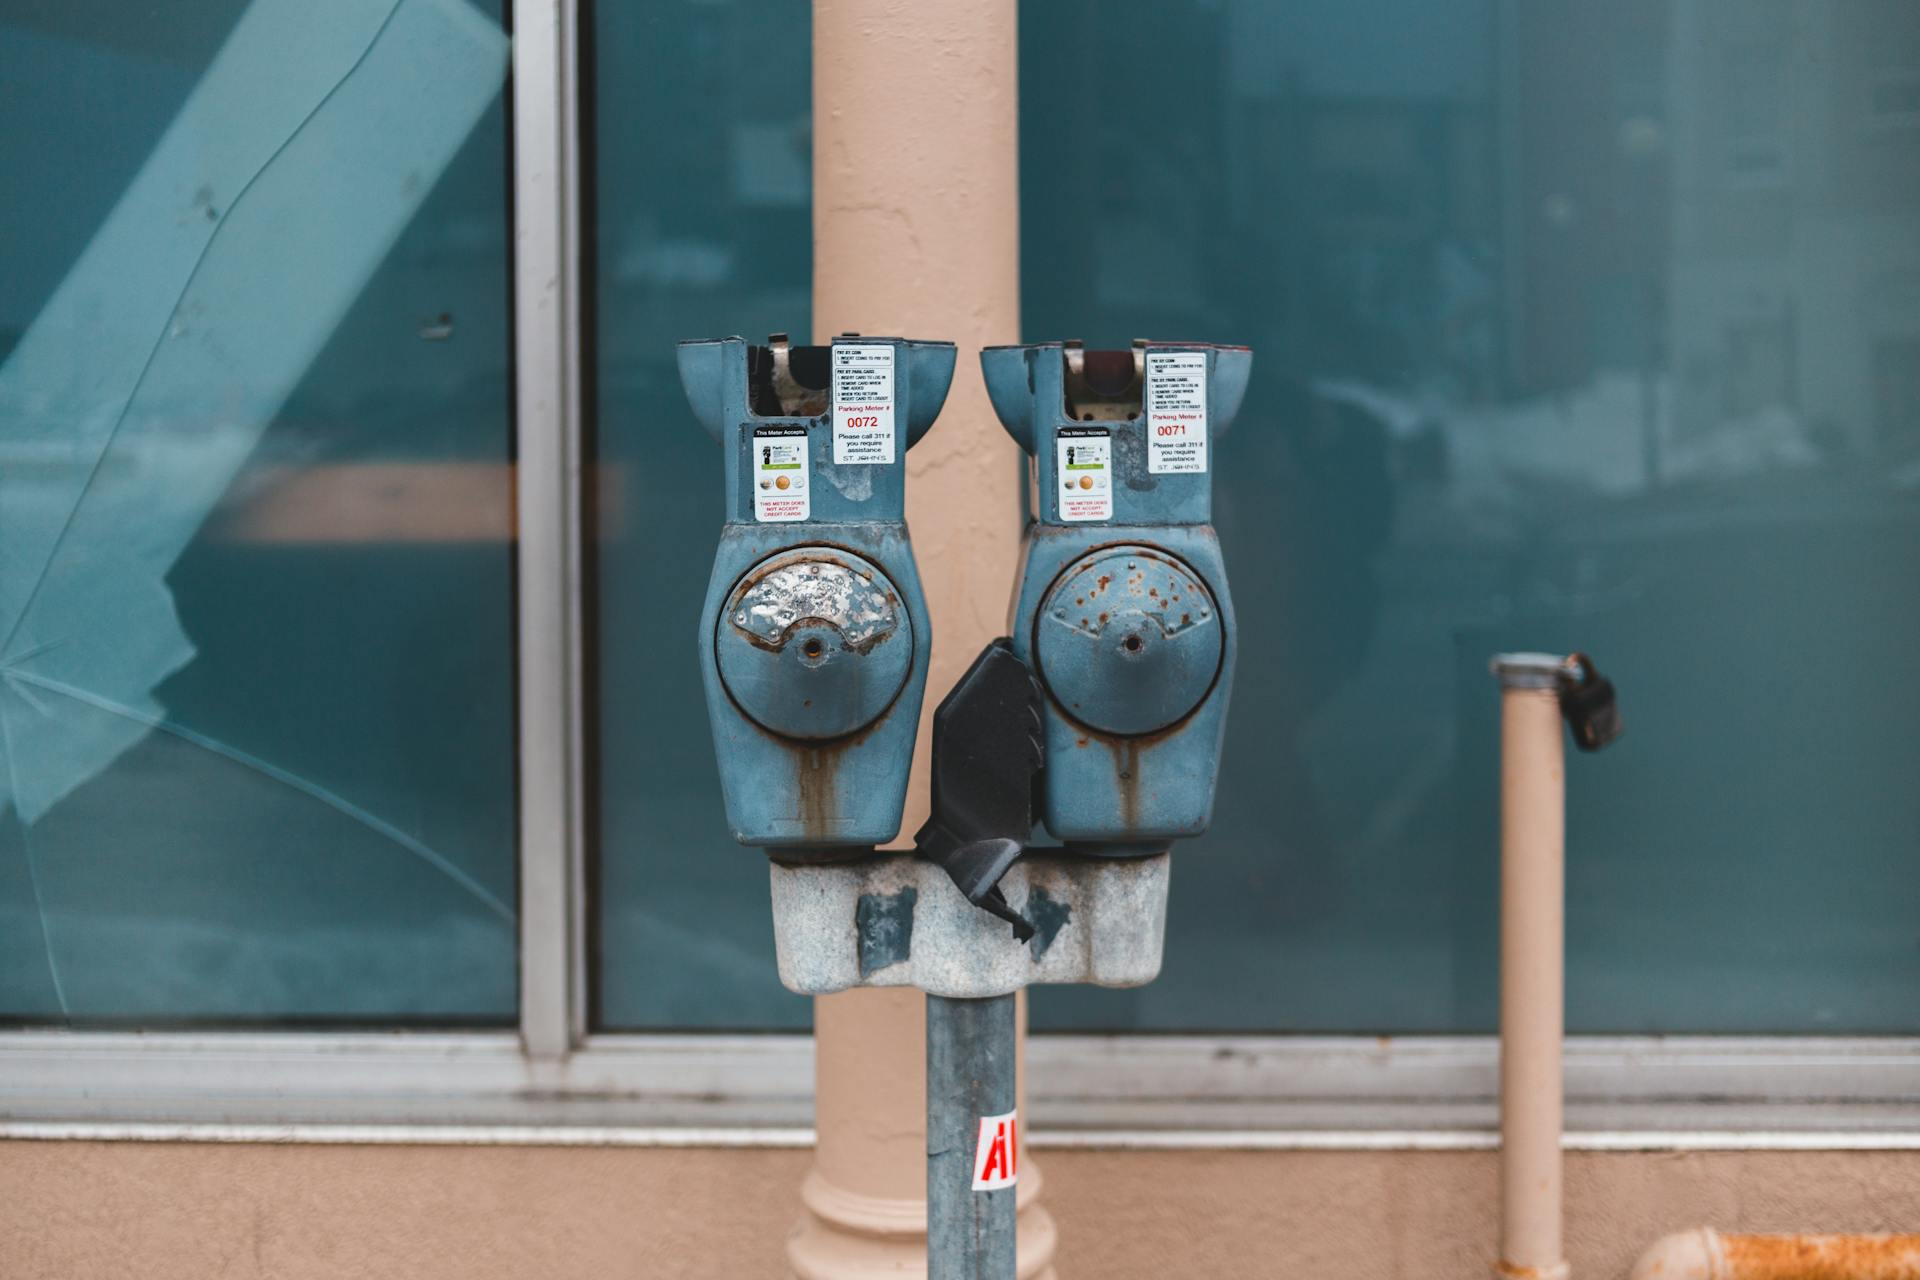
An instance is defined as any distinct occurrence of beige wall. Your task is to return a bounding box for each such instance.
[5,1141,1916,1279]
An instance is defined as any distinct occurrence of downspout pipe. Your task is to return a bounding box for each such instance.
[1491,653,1572,1280]
[1629,1231,1920,1279]
[1491,659,1915,1280]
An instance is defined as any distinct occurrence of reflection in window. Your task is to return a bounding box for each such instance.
[1023,0,1920,1033]
[590,1,815,1030]
[0,0,516,1024]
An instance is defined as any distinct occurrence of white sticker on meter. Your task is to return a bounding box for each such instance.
[1055,427,1112,522]
[1146,350,1208,474]
[753,426,810,522]
[832,343,896,464]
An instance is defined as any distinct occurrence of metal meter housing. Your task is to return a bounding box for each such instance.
[981,340,1251,850]
[680,334,955,856]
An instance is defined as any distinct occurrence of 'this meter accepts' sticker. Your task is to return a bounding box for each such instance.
[753,426,810,522]
[1146,350,1208,474]
[1055,427,1112,522]
[832,344,896,465]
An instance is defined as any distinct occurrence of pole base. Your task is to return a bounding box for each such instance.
[1495,1260,1572,1280]
[786,1169,1060,1279]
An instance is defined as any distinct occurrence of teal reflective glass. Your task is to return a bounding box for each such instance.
[590,2,815,1029]
[1023,0,1920,1033]
[0,1,517,1024]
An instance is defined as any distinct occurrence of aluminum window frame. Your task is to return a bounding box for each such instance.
[3,0,1919,1153]
[3,1033,1918,1148]
[513,0,588,1067]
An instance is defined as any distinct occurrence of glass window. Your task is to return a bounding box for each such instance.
[589,0,815,1030]
[0,0,517,1025]
[1022,0,1920,1033]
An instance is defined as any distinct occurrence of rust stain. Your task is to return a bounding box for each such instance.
[1116,738,1140,830]
[1098,736,1145,832]
[734,639,895,851]
[1098,611,1109,625]
[1720,1234,1920,1280]
[737,692,873,849]
[1494,1266,1562,1280]
[796,744,844,842]
[1078,704,1201,838]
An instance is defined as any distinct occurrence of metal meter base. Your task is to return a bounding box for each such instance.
[770,852,1169,998]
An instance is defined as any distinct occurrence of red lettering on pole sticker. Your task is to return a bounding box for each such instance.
[972,1110,1018,1191]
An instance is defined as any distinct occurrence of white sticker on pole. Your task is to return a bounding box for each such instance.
[1055,427,1112,522]
[972,1110,1019,1191]
[832,343,896,464]
[1146,350,1208,474]
[752,426,810,522]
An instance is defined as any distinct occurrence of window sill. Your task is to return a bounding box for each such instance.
[2,1031,1915,1150]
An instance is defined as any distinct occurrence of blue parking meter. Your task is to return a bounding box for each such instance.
[679,334,955,859]
[981,340,1251,852]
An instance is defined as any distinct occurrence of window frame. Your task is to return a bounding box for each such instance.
[2,0,1918,1153]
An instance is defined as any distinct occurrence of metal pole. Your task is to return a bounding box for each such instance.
[1491,653,1571,1280]
[927,992,1018,1280]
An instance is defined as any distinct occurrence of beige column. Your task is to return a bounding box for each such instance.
[791,2,1057,1277]
[1496,677,1569,1280]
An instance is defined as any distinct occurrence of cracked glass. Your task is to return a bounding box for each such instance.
[0,0,516,1024]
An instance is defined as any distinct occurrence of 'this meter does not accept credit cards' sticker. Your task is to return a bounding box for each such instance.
[1055,427,1112,522]
[753,426,809,522]
[832,343,896,464]
[1146,350,1208,474]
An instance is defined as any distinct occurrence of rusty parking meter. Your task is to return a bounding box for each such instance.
[678,333,956,859]
[981,340,1251,854]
